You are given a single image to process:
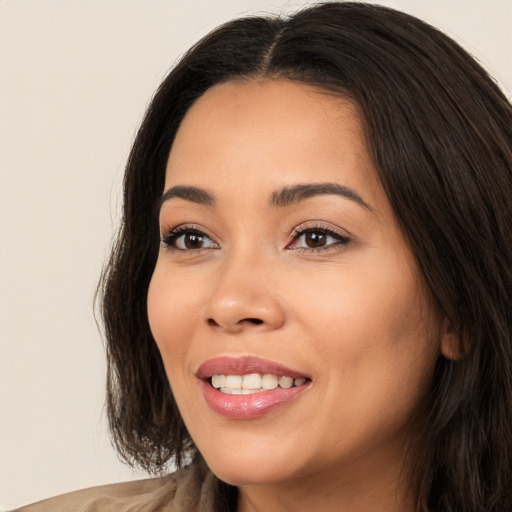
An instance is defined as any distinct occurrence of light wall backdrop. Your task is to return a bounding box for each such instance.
[1,0,510,509]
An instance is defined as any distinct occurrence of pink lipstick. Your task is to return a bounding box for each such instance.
[196,356,311,419]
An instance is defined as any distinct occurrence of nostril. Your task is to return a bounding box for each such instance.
[206,317,264,329]
[242,318,264,325]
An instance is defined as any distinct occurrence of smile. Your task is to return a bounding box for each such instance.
[211,373,307,394]
[197,357,311,419]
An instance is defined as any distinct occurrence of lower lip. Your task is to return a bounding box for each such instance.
[200,380,309,419]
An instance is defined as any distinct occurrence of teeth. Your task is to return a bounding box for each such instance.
[211,375,226,389]
[261,374,279,389]
[211,373,308,394]
[220,388,260,395]
[279,376,293,388]
[242,373,262,389]
[225,375,242,390]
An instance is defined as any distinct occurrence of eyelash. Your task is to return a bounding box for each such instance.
[160,224,351,253]
[161,225,218,251]
[288,224,351,252]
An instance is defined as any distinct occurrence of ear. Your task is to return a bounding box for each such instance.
[440,318,464,361]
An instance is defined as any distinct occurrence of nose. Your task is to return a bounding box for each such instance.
[205,254,285,334]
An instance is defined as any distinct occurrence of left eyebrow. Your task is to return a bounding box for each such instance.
[269,182,374,212]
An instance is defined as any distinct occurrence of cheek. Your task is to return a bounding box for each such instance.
[291,264,424,340]
[305,270,438,436]
[147,264,200,371]
[290,256,439,391]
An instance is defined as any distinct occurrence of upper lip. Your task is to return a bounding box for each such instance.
[196,355,310,380]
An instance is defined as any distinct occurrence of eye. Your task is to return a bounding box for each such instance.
[288,225,350,251]
[161,227,218,251]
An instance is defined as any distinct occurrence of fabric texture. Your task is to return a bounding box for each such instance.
[15,463,231,512]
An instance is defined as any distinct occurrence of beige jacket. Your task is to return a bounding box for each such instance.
[15,464,229,512]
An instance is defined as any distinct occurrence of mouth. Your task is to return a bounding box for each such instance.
[197,356,311,419]
[210,373,308,394]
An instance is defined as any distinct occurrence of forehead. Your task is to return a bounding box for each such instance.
[165,79,383,212]
[179,79,359,128]
[170,79,364,155]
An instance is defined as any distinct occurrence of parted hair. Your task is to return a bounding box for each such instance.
[97,2,512,511]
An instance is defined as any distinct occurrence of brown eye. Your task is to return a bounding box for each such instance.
[182,232,205,249]
[305,231,327,248]
[162,228,217,250]
[291,227,351,251]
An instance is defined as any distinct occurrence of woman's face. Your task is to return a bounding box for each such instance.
[148,80,445,489]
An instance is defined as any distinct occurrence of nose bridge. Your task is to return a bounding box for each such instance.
[206,244,284,332]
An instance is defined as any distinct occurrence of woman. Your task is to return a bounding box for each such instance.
[18,2,512,511]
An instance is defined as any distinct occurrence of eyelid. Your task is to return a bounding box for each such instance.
[160,224,218,250]
[290,221,349,239]
[287,222,351,251]
[159,221,350,252]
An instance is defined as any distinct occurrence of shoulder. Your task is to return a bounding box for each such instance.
[15,463,217,512]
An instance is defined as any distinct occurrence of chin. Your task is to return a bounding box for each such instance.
[209,463,294,488]
[198,442,304,487]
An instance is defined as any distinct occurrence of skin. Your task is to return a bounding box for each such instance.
[147,79,453,512]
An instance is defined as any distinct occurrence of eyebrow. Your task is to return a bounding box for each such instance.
[158,182,373,212]
[270,182,374,211]
[158,185,216,211]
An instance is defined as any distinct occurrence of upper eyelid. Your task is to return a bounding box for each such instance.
[160,224,347,236]
[290,222,350,239]
[160,222,351,247]
[162,227,211,239]
[161,224,212,237]
[287,224,352,251]
[160,226,218,251]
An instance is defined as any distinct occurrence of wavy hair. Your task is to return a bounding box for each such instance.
[97,3,512,510]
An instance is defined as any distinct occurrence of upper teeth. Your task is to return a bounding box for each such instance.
[211,373,307,394]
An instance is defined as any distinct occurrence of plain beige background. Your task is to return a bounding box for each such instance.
[1,0,511,509]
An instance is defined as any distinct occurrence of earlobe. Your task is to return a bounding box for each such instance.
[440,319,465,361]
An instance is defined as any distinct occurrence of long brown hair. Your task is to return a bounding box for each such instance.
[98,3,512,510]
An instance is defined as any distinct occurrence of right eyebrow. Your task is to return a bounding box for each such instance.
[158,185,216,212]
